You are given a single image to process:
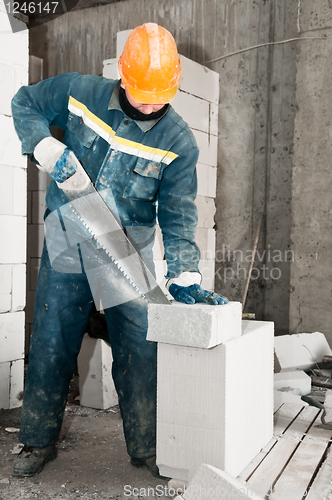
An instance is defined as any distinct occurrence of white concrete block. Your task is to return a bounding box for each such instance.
[27,223,44,258]
[157,320,274,481]
[14,66,28,92]
[32,190,46,224]
[274,370,311,396]
[0,165,13,214]
[0,12,28,68]
[195,227,215,261]
[274,389,308,409]
[153,259,170,297]
[152,224,165,261]
[179,55,219,104]
[77,334,118,410]
[9,358,24,409]
[13,167,27,216]
[0,166,26,215]
[210,102,219,136]
[0,115,27,168]
[172,91,210,134]
[0,311,25,363]
[198,259,215,291]
[147,301,242,348]
[11,264,26,311]
[0,62,15,115]
[0,362,10,409]
[102,59,119,80]
[0,215,26,264]
[116,30,132,59]
[0,264,11,313]
[195,196,216,229]
[274,332,332,372]
[182,464,264,500]
[192,129,218,167]
[196,163,217,198]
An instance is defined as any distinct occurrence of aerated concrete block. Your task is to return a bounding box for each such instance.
[9,358,24,409]
[172,91,210,134]
[274,332,332,372]
[181,464,264,500]
[195,196,216,229]
[198,259,215,292]
[12,264,26,311]
[192,130,218,167]
[0,311,25,363]
[147,301,242,349]
[179,55,219,104]
[77,334,118,410]
[274,370,311,396]
[0,215,26,264]
[157,320,274,481]
[196,164,217,198]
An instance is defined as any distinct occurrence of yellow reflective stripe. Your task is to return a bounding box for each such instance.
[68,96,178,165]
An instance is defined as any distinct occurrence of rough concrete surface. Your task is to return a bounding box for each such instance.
[0,376,172,500]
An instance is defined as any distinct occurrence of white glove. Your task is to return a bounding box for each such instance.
[34,137,90,191]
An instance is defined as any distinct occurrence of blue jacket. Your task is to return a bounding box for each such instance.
[11,72,200,278]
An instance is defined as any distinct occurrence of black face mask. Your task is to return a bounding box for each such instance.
[119,86,169,121]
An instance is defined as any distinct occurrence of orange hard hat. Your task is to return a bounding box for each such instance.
[118,23,181,104]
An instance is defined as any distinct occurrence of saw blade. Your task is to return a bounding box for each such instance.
[61,177,170,305]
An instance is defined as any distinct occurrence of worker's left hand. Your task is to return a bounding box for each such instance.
[169,283,228,305]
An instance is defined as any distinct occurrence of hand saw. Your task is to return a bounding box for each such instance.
[58,162,170,305]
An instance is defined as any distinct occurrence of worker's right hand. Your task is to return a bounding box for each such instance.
[34,137,91,192]
[34,136,79,182]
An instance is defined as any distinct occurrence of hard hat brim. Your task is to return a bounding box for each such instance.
[124,83,179,105]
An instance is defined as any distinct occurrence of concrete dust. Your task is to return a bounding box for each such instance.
[0,375,172,500]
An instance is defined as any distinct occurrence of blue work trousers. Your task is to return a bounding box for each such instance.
[19,242,157,459]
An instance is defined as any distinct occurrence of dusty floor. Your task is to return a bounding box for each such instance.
[0,375,174,500]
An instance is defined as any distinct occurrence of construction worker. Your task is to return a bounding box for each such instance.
[11,23,228,479]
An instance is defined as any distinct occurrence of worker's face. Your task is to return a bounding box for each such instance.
[121,83,165,114]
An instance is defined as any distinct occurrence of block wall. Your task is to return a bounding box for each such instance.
[104,40,219,292]
[0,0,28,408]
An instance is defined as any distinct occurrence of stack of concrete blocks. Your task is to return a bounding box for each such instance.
[25,55,46,353]
[78,31,219,409]
[0,1,28,408]
[147,303,274,483]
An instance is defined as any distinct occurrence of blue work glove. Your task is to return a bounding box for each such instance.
[50,147,77,182]
[169,283,228,305]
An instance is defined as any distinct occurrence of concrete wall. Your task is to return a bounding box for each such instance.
[27,0,331,340]
[289,0,332,341]
[0,0,28,408]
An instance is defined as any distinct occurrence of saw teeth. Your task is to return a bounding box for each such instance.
[70,206,148,302]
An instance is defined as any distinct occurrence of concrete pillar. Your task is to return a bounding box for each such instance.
[289,0,332,343]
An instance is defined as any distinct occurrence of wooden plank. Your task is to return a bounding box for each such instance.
[247,406,320,498]
[239,403,311,482]
[306,450,332,499]
[269,440,328,500]
[274,403,311,437]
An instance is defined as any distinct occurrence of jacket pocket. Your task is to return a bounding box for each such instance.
[123,158,165,201]
[66,112,98,148]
